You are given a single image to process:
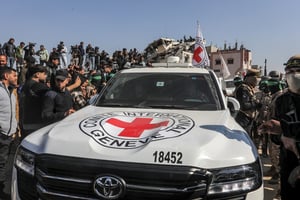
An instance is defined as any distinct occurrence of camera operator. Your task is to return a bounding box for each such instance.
[260,54,300,199]
[78,41,85,66]
[24,42,36,62]
[85,44,95,71]
[94,46,101,69]
[57,41,68,69]
[70,45,80,66]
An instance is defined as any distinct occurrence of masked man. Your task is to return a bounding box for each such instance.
[260,54,300,199]
[235,69,262,141]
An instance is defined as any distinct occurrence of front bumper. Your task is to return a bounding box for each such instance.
[11,154,264,200]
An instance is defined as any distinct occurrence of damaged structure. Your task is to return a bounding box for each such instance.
[143,38,255,79]
[144,37,195,63]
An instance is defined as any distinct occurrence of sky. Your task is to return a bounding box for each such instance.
[1,0,300,73]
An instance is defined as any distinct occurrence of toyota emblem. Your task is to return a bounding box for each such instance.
[93,175,126,199]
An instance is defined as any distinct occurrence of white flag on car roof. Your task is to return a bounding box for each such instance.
[192,21,210,68]
[219,52,231,79]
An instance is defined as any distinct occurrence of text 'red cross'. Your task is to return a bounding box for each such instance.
[193,46,203,63]
[106,118,169,138]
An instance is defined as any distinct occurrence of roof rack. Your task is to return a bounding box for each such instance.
[151,62,194,68]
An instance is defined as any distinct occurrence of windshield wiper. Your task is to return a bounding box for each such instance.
[146,104,190,109]
[98,102,134,107]
[146,104,217,110]
[98,102,153,108]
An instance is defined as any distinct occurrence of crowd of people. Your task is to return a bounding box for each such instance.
[229,57,300,200]
[0,37,150,199]
[230,68,283,200]
[1,37,300,199]
[0,38,149,73]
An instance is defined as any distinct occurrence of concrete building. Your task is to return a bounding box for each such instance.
[207,42,253,79]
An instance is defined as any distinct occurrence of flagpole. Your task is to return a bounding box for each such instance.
[264,58,267,76]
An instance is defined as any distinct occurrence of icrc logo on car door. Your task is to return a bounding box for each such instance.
[79,111,194,149]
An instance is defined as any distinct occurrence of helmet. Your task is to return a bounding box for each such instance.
[284,54,300,70]
[233,76,243,87]
[268,70,280,80]
[245,68,260,77]
[258,80,269,92]
[233,76,242,82]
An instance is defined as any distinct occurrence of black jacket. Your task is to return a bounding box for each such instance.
[20,79,49,133]
[235,83,258,118]
[274,91,300,139]
[41,87,73,124]
[273,90,300,199]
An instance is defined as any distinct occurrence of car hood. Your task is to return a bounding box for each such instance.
[22,105,258,169]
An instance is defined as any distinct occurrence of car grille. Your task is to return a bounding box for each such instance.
[18,154,211,200]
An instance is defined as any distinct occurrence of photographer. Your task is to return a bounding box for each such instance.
[57,41,68,69]
[70,45,80,66]
[85,44,95,70]
[24,42,36,61]
[78,41,85,66]
[94,46,101,69]
[260,54,300,199]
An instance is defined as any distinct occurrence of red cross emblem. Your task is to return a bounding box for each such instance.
[106,117,169,138]
[193,46,203,63]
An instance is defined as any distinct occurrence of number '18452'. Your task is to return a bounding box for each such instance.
[153,151,183,164]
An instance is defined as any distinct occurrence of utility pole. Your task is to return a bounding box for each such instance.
[264,58,267,76]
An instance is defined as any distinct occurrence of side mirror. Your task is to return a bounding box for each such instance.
[227,97,240,118]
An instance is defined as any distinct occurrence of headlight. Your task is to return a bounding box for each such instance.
[208,158,262,197]
[15,147,35,176]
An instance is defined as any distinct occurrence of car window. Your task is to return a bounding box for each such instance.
[96,73,221,110]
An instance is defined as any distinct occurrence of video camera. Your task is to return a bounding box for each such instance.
[57,44,64,52]
[29,42,36,47]
[70,45,80,56]
[71,45,79,51]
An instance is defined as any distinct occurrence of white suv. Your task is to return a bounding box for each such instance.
[12,66,263,200]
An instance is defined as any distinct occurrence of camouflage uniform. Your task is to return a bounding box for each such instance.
[235,69,261,148]
[256,90,272,156]
[268,91,282,172]
[235,83,260,140]
[265,74,285,197]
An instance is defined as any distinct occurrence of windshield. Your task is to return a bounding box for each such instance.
[96,72,222,110]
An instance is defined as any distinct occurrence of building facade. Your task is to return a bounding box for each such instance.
[208,42,253,79]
